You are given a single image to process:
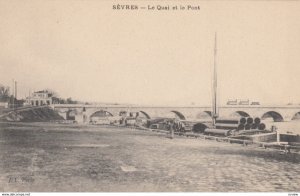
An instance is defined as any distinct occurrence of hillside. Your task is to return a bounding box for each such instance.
[0,107,64,122]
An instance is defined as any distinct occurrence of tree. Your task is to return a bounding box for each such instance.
[66,97,78,104]
[45,88,59,98]
[0,84,10,102]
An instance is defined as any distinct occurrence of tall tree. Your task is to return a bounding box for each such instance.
[0,84,10,101]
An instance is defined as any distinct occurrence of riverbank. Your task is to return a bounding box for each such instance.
[0,122,299,192]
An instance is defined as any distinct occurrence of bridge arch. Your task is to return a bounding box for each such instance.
[90,110,113,118]
[196,111,212,119]
[231,111,250,117]
[292,112,300,120]
[193,123,208,133]
[66,109,77,120]
[139,111,151,119]
[170,110,186,120]
[203,111,212,117]
[261,111,284,122]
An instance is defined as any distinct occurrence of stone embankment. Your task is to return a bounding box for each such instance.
[0,106,63,122]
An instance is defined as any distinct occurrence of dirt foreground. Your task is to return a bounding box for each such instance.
[0,122,299,192]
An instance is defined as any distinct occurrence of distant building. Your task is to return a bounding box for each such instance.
[0,101,9,108]
[26,90,53,106]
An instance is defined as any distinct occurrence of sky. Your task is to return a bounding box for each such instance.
[0,0,299,106]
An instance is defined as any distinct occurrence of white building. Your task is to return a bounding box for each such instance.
[0,101,9,108]
[26,90,53,106]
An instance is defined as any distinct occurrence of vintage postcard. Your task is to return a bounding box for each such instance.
[0,0,299,194]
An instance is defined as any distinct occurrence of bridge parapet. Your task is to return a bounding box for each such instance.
[52,104,300,122]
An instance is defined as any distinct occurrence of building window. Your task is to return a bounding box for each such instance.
[36,100,39,106]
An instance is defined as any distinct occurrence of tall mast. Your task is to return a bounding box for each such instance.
[12,79,15,110]
[212,32,218,126]
[15,81,17,100]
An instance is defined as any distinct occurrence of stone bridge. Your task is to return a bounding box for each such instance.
[52,104,300,123]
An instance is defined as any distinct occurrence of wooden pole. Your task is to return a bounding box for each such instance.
[212,32,218,127]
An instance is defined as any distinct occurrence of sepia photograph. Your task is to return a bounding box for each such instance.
[0,0,300,194]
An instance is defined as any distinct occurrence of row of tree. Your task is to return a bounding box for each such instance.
[0,84,85,106]
[52,97,81,104]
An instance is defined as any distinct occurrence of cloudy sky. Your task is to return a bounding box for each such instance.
[0,0,299,106]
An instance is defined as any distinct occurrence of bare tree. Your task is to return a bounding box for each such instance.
[0,84,10,101]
